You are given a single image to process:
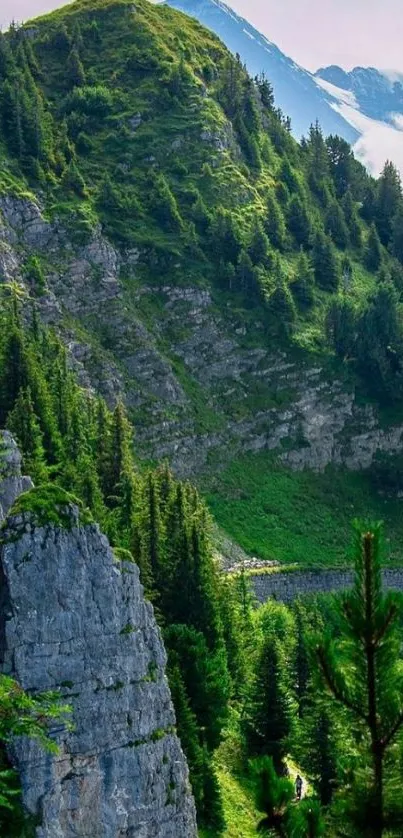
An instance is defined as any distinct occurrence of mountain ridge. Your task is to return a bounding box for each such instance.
[165,0,360,142]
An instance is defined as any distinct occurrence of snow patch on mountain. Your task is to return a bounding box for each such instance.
[316,75,403,177]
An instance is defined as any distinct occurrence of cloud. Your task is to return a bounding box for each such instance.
[315,76,403,177]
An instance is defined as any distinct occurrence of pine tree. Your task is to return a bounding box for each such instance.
[67,46,86,87]
[375,160,402,246]
[292,250,315,309]
[342,188,362,248]
[391,205,403,264]
[325,200,349,249]
[312,230,340,292]
[268,257,296,337]
[248,220,270,266]
[265,193,287,250]
[325,297,356,360]
[316,523,403,836]
[250,756,294,833]
[364,223,383,272]
[287,194,312,247]
[245,633,295,772]
[0,323,29,424]
[6,387,47,483]
[103,402,132,503]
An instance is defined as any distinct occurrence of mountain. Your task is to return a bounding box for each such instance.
[165,0,359,143]
[165,0,403,177]
[2,0,403,833]
[316,65,403,124]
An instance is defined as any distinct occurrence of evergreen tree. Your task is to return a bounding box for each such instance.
[292,249,315,309]
[355,281,403,403]
[286,798,326,837]
[6,387,47,483]
[250,756,294,833]
[287,194,312,247]
[326,134,355,197]
[103,402,132,503]
[312,230,340,292]
[325,200,349,249]
[0,322,29,424]
[67,46,86,87]
[342,188,362,249]
[364,223,383,272]
[316,523,403,836]
[391,205,403,264]
[374,160,402,246]
[265,193,287,250]
[245,633,295,772]
[149,173,182,230]
[325,297,356,360]
[268,257,296,337]
[248,219,270,266]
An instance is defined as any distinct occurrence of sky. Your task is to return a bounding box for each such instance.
[2,0,403,72]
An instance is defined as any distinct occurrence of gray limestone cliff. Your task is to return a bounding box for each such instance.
[2,193,403,479]
[0,431,33,522]
[0,432,197,838]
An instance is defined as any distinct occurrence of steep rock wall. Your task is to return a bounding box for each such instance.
[0,436,197,838]
[1,194,403,478]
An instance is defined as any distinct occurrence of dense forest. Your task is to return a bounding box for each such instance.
[2,0,403,835]
[2,296,403,836]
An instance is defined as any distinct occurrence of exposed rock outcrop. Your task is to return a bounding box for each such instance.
[2,192,403,479]
[0,431,33,522]
[0,437,197,838]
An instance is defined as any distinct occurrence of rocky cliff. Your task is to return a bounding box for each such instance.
[2,194,403,481]
[0,432,197,838]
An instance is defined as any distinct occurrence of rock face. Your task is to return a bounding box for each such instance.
[2,192,403,479]
[0,431,33,522]
[0,445,197,837]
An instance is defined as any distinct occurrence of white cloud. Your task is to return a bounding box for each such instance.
[315,77,403,177]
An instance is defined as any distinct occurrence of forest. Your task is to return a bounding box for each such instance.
[2,0,403,835]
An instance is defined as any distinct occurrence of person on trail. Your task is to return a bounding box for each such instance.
[295,774,303,801]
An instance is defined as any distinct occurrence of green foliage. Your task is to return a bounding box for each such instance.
[364,223,383,272]
[312,229,340,292]
[249,755,294,833]
[0,675,70,834]
[325,200,349,249]
[316,523,403,836]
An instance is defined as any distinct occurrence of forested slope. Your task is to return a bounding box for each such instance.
[2,0,403,565]
[2,1,403,835]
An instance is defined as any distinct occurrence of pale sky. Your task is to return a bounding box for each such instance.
[1,0,403,72]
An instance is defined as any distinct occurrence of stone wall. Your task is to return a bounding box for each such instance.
[251,568,403,604]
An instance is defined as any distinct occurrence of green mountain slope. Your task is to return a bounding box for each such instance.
[2,0,403,566]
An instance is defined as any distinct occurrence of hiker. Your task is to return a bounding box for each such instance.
[295,774,303,801]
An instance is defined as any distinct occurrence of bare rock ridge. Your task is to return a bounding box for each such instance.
[0,431,197,838]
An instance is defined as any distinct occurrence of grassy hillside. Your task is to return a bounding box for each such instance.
[207,454,403,565]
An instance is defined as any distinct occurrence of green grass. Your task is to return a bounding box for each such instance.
[7,484,93,530]
[199,713,261,838]
[199,767,259,838]
[205,452,403,566]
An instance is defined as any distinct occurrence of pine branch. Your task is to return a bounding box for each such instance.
[381,708,403,749]
[374,602,397,645]
[316,646,367,721]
